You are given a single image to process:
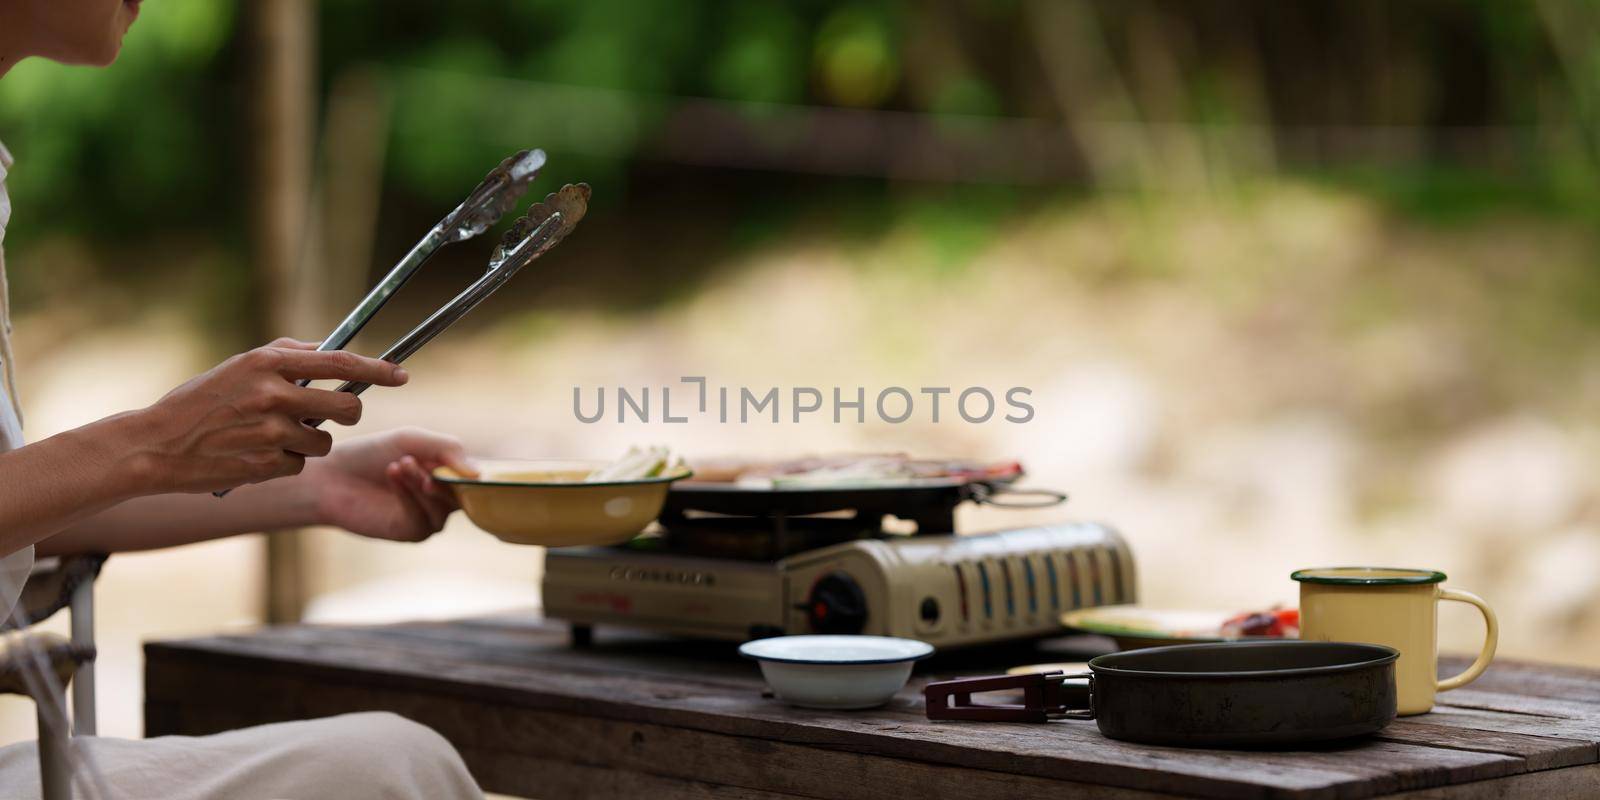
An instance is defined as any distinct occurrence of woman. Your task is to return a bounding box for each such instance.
[0,1,484,797]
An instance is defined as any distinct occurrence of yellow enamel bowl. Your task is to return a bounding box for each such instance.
[433,459,693,547]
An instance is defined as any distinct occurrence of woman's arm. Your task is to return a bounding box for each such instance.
[36,427,471,557]
[0,411,154,554]
[35,472,320,555]
[0,339,408,557]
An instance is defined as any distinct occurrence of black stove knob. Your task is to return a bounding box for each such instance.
[806,571,868,634]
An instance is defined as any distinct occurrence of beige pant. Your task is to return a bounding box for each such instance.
[0,712,482,800]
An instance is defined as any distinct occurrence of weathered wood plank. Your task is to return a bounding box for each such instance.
[145,644,1345,799]
[1438,657,1600,706]
[147,661,1187,800]
[1383,762,1600,800]
[1437,689,1600,721]
[461,751,816,800]
[458,711,1193,800]
[1374,719,1597,772]
[1421,692,1600,746]
[143,619,1565,800]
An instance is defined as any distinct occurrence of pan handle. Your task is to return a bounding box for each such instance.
[924,671,1093,722]
[968,482,1069,509]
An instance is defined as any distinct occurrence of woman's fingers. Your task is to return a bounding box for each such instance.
[238,449,307,482]
[439,450,478,479]
[209,414,333,458]
[270,348,409,388]
[276,385,363,427]
[138,338,422,494]
[385,459,453,536]
[385,464,437,535]
[398,456,454,527]
[409,482,452,531]
[277,419,334,458]
[392,427,477,477]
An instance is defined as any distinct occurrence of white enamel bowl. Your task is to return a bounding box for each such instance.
[738,635,935,710]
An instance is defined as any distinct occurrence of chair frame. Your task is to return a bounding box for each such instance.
[3,554,103,800]
[68,576,94,738]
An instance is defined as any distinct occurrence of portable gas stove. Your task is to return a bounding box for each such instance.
[542,476,1136,648]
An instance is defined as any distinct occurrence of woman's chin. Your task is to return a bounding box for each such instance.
[84,42,124,68]
[93,24,132,67]
[96,1,139,65]
[65,25,129,67]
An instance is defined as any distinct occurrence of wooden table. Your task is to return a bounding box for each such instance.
[144,616,1600,799]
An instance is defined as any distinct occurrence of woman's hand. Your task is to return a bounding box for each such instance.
[2,339,410,556]
[118,338,409,495]
[301,427,476,542]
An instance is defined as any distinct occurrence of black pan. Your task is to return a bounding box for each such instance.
[925,641,1399,747]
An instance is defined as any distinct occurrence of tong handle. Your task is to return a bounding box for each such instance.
[318,226,451,358]
[924,671,1093,722]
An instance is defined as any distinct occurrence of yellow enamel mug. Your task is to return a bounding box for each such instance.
[1293,567,1497,716]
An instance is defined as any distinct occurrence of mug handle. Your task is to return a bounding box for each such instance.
[1436,588,1498,692]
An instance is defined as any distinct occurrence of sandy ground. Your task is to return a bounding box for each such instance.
[2,183,1597,767]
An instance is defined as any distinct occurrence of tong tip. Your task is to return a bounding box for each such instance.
[508,149,548,181]
[504,182,592,250]
[484,181,591,268]
[442,148,550,242]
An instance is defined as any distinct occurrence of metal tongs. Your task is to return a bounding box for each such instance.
[217,149,589,495]
[312,147,547,367]
[324,179,591,398]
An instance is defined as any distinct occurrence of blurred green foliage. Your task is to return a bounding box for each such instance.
[0,0,236,244]
[814,5,899,108]
[0,0,1597,310]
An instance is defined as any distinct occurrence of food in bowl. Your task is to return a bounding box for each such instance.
[587,445,682,482]
[434,453,691,547]
[738,635,934,710]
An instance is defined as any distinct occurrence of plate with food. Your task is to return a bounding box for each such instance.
[686,454,1026,488]
[435,446,691,547]
[667,454,1063,526]
[1060,605,1299,650]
